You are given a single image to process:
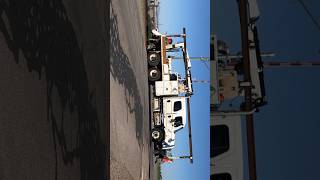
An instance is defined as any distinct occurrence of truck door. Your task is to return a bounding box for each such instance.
[163,98,181,114]
[163,97,186,130]
[163,98,182,120]
[171,100,184,131]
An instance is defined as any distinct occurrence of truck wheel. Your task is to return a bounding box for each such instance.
[147,52,160,66]
[153,149,160,155]
[151,128,164,142]
[153,149,166,157]
[148,67,160,81]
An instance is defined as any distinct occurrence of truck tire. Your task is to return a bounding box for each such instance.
[148,67,161,81]
[146,42,155,51]
[153,149,160,155]
[153,149,166,158]
[147,52,160,66]
[151,127,164,142]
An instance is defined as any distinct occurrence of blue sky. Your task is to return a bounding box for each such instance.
[213,0,320,179]
[158,0,210,179]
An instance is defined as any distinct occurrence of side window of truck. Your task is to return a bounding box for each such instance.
[173,101,182,111]
[174,116,183,127]
[210,125,230,158]
[210,173,232,180]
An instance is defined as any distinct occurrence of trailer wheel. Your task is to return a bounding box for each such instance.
[147,52,160,66]
[148,67,161,81]
[151,128,164,142]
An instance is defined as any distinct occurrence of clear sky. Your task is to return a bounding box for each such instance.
[158,0,210,179]
[213,0,320,179]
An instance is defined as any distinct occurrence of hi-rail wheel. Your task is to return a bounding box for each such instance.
[147,52,160,66]
[151,127,164,142]
[148,67,161,81]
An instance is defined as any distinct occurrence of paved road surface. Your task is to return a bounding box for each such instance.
[0,1,108,180]
[110,0,154,180]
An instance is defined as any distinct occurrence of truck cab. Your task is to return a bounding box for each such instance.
[162,97,186,149]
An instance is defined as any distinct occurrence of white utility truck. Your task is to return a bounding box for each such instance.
[147,28,194,163]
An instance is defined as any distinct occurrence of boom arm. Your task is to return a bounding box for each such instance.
[182,28,194,163]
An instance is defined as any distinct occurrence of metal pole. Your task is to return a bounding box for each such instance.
[217,52,275,60]
[225,61,320,68]
[167,156,192,160]
[263,61,320,67]
[238,0,258,180]
[171,57,210,61]
[182,28,193,164]
[186,98,193,163]
[166,34,185,38]
[212,108,257,116]
[170,52,274,61]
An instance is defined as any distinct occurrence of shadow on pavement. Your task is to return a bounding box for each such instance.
[110,3,144,146]
[0,0,107,179]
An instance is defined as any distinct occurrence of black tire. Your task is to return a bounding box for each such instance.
[154,149,166,158]
[146,42,155,51]
[153,149,160,155]
[151,127,164,142]
[148,67,161,81]
[147,52,160,66]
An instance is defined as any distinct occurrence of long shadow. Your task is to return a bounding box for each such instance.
[110,4,144,146]
[0,0,107,179]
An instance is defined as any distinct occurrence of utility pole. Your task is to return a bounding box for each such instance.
[222,60,320,68]
[263,61,320,68]
[170,56,210,61]
[170,52,274,61]
[182,28,194,163]
[238,1,258,180]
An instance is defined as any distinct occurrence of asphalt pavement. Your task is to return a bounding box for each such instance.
[110,0,154,180]
[0,0,153,179]
[0,0,108,180]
